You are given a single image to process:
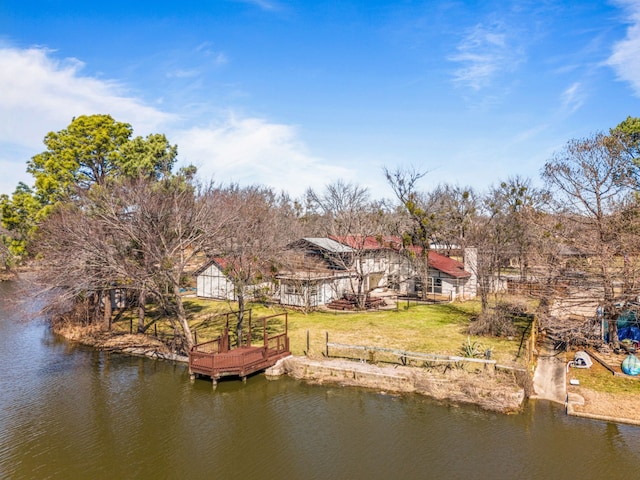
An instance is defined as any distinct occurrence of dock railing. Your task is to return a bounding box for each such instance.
[189,312,290,383]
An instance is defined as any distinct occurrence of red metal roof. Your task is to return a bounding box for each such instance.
[212,256,228,270]
[427,251,471,279]
[331,235,471,278]
[199,237,471,280]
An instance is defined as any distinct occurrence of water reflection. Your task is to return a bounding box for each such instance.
[1,279,640,479]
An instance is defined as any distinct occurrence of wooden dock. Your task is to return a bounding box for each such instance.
[189,312,290,388]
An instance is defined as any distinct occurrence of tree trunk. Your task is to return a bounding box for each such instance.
[91,291,101,325]
[236,292,245,347]
[480,291,489,313]
[422,252,429,302]
[604,295,620,348]
[602,258,620,348]
[137,287,147,333]
[356,275,366,309]
[103,289,112,330]
[608,311,620,348]
[173,284,194,352]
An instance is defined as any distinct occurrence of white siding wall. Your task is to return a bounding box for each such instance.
[198,245,478,306]
[279,276,354,307]
[196,264,236,300]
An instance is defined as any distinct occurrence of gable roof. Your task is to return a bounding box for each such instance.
[192,256,230,276]
[428,251,470,279]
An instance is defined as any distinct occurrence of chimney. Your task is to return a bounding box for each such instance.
[463,247,478,299]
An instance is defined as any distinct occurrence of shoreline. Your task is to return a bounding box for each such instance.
[54,325,640,424]
[56,325,527,414]
[268,355,526,413]
[566,393,640,427]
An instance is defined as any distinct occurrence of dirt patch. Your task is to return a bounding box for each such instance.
[565,349,640,425]
[570,388,640,422]
[98,333,170,353]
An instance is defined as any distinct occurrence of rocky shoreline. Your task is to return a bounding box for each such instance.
[55,325,528,414]
[58,327,640,423]
[54,324,189,361]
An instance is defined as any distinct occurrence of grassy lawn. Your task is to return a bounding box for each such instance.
[112,296,533,366]
[569,359,640,395]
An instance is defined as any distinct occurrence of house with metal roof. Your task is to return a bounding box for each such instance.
[276,236,477,307]
[194,236,477,308]
[275,238,357,308]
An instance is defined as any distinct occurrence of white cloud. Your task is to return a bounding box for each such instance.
[560,82,584,115]
[511,124,549,144]
[193,42,229,66]
[0,47,173,148]
[231,0,280,11]
[0,47,175,194]
[213,52,228,66]
[0,46,340,198]
[166,69,201,79]
[449,22,522,91]
[608,0,640,96]
[173,116,353,197]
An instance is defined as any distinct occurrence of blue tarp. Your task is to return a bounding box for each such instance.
[603,311,640,343]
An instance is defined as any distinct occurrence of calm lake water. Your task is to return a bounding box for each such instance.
[1,278,640,480]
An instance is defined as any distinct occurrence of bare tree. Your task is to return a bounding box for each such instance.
[425,183,478,253]
[306,180,388,309]
[34,201,117,326]
[543,132,640,348]
[214,185,299,343]
[35,174,231,352]
[384,166,435,299]
[494,176,547,280]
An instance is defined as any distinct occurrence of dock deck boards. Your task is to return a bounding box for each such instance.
[188,312,290,385]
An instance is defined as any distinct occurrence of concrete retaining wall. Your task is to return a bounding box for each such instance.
[267,356,526,413]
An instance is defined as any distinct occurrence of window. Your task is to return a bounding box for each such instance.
[427,277,442,294]
[285,283,301,295]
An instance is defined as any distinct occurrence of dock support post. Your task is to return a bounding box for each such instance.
[242,376,247,384]
[212,379,218,391]
[189,373,195,383]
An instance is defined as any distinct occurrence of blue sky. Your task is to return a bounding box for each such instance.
[1,0,639,199]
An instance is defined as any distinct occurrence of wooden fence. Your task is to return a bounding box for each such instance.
[322,335,497,371]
